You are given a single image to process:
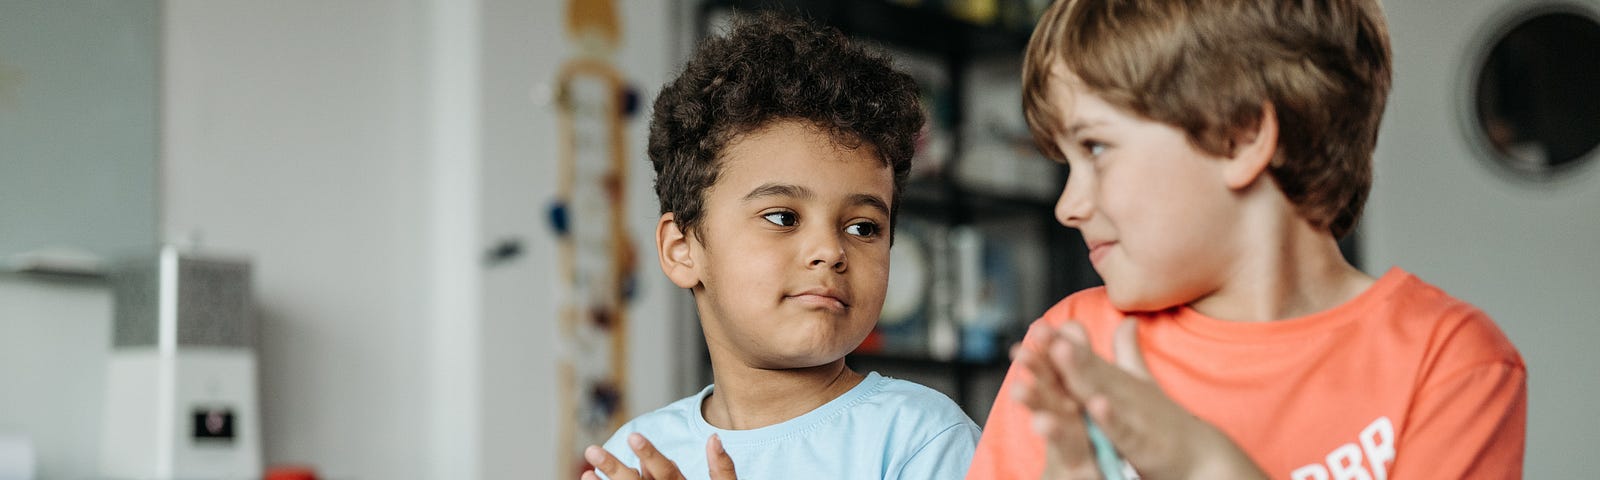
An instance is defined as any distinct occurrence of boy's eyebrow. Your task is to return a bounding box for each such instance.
[742,183,891,217]
[848,193,891,218]
[1062,119,1108,138]
[742,182,812,202]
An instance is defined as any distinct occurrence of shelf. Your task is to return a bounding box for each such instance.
[701,0,1036,59]
[899,177,1057,220]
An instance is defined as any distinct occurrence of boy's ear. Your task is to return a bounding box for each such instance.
[656,213,701,289]
[1222,102,1280,190]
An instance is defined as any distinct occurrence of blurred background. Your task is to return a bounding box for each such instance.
[1,0,1595,478]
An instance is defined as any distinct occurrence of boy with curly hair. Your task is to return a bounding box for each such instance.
[582,13,980,480]
[968,0,1526,478]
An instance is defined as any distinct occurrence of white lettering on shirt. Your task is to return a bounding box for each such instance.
[1291,464,1331,480]
[1360,416,1396,480]
[1291,416,1396,480]
[1327,444,1371,480]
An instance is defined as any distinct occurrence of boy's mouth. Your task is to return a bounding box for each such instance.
[1087,240,1116,265]
[787,287,851,310]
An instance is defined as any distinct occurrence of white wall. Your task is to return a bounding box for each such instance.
[162,0,681,478]
[1367,0,1600,476]
[163,2,433,477]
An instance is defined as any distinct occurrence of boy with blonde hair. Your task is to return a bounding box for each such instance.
[968,0,1526,478]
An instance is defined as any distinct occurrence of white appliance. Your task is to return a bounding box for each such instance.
[99,246,262,480]
[0,433,34,480]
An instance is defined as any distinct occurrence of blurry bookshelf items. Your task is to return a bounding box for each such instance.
[927,224,962,361]
[959,58,1059,201]
[865,219,1040,363]
[100,246,261,479]
[890,0,1050,30]
[959,116,1061,200]
[947,0,998,25]
[952,225,1026,362]
[878,222,930,329]
[891,49,954,181]
[866,218,940,356]
[549,0,641,478]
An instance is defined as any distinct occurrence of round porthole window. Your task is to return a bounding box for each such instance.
[1467,5,1600,179]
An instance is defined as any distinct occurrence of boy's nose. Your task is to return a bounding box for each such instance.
[809,256,845,272]
[807,233,847,272]
[1055,176,1093,228]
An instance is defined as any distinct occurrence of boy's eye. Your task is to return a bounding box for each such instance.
[1084,141,1107,157]
[762,211,797,227]
[845,221,880,238]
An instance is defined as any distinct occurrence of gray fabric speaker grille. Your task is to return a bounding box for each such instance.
[176,257,254,348]
[111,251,255,349]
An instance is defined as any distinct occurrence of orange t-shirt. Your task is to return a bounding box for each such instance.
[968,268,1526,479]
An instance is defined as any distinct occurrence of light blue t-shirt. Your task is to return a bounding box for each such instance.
[599,372,980,480]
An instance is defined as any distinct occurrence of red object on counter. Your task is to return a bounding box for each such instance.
[264,466,318,480]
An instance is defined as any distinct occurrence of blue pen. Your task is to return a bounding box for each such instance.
[1084,415,1131,480]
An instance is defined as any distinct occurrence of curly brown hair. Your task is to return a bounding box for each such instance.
[648,12,924,241]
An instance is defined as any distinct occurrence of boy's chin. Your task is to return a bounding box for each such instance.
[752,342,863,370]
[752,356,844,371]
[1105,284,1185,313]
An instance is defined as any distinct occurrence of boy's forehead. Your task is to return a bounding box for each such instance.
[720,121,888,167]
[731,119,877,154]
[710,121,893,195]
[1042,66,1102,126]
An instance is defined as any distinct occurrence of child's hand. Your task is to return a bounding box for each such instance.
[1010,325,1101,479]
[1016,319,1268,479]
[581,433,738,480]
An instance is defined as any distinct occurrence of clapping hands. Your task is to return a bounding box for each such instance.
[1010,319,1266,480]
[582,433,738,480]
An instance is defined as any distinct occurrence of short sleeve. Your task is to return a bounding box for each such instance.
[1384,303,1527,478]
[1389,360,1526,478]
[897,422,983,480]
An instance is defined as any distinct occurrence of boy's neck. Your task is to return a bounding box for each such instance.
[699,356,865,431]
[1189,202,1376,322]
